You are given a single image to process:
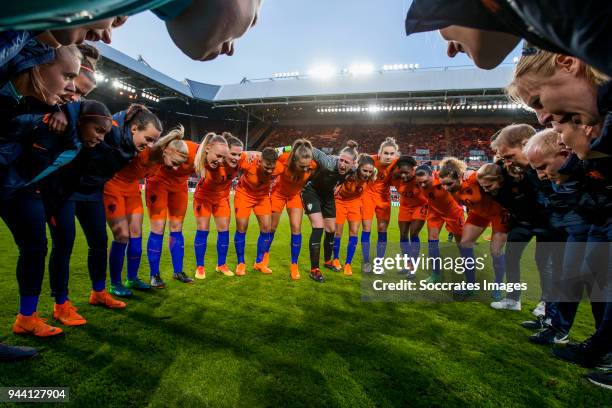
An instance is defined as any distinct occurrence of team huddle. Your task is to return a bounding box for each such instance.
[0,0,611,391]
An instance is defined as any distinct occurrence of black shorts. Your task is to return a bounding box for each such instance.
[301,186,336,218]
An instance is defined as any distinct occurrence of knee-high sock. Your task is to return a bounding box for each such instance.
[346,236,358,265]
[323,231,335,262]
[147,232,163,277]
[376,232,387,258]
[428,239,441,276]
[410,236,421,259]
[492,253,505,284]
[234,231,246,264]
[290,233,302,264]
[361,231,371,263]
[127,237,142,280]
[266,230,276,253]
[109,241,127,284]
[459,246,476,284]
[333,236,341,260]
[194,230,209,267]
[19,295,39,316]
[217,231,230,266]
[309,228,323,269]
[256,232,269,263]
[400,237,410,257]
[169,231,184,274]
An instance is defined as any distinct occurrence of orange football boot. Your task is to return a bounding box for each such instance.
[13,313,63,337]
[343,264,353,276]
[195,266,206,280]
[89,290,126,309]
[290,263,301,280]
[253,261,272,274]
[216,264,235,276]
[235,263,246,276]
[53,301,86,326]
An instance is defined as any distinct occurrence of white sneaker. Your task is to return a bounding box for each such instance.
[362,262,372,274]
[532,301,546,317]
[490,298,522,311]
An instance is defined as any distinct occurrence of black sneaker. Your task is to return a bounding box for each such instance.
[0,342,38,362]
[586,371,612,390]
[309,268,324,283]
[521,316,550,330]
[529,327,569,345]
[173,272,194,284]
[553,336,612,369]
[150,274,166,288]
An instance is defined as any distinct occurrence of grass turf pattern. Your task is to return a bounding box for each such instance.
[0,194,609,407]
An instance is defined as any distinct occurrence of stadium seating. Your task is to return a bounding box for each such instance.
[260,124,500,160]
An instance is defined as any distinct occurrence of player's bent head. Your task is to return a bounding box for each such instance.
[523,129,570,183]
[165,0,262,61]
[476,163,503,194]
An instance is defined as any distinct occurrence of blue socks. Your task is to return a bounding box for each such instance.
[169,231,184,273]
[333,236,341,260]
[492,253,506,284]
[361,231,371,263]
[290,233,302,264]
[217,231,229,266]
[267,230,276,253]
[428,240,441,276]
[109,241,127,285]
[400,237,410,257]
[234,231,246,264]
[376,232,387,258]
[194,229,209,267]
[410,236,421,259]
[346,236,358,265]
[127,237,142,280]
[147,232,163,277]
[256,232,269,263]
[459,246,476,284]
[92,280,105,292]
[19,295,39,316]
[55,294,68,305]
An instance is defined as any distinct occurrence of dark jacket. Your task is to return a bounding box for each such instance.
[0,0,185,31]
[0,102,81,201]
[405,0,612,76]
[303,148,346,197]
[492,166,550,229]
[0,32,54,87]
[61,110,138,201]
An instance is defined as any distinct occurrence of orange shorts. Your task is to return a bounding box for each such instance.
[270,189,302,213]
[398,204,428,222]
[361,193,391,221]
[103,182,143,219]
[193,194,231,218]
[427,210,464,237]
[466,211,510,233]
[234,189,271,218]
[145,181,188,222]
[335,198,362,224]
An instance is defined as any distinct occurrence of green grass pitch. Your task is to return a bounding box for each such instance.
[0,194,609,407]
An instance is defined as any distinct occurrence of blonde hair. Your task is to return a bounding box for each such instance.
[477,163,503,183]
[438,157,467,179]
[288,139,313,171]
[339,140,359,161]
[378,137,399,156]
[28,45,82,104]
[194,132,228,176]
[523,129,564,159]
[491,124,536,151]
[507,50,610,105]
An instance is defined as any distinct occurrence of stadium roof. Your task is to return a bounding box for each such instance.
[205,66,514,105]
[96,43,515,107]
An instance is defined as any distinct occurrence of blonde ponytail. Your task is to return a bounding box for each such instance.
[195,132,228,176]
